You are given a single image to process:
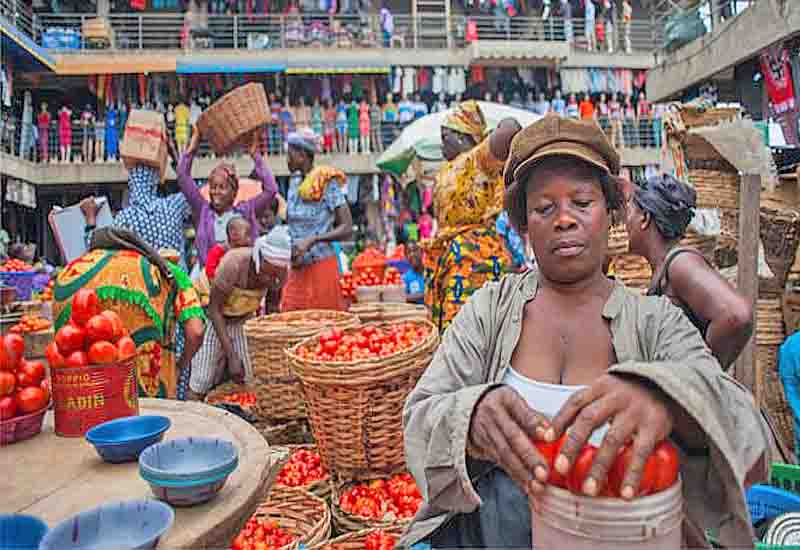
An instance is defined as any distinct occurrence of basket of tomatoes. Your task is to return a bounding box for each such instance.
[244,310,360,422]
[47,288,139,437]
[332,473,422,533]
[9,315,53,359]
[205,381,258,411]
[0,334,51,445]
[310,528,403,550]
[0,259,37,301]
[274,445,331,500]
[287,321,438,481]
[231,486,331,550]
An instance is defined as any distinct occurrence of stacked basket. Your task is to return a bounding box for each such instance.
[760,208,800,297]
[197,83,270,155]
[756,298,792,450]
[611,254,653,292]
[677,105,741,130]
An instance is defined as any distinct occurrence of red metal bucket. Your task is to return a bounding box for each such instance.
[51,356,139,437]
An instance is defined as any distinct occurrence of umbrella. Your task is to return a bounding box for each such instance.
[376,102,543,177]
[200,178,288,220]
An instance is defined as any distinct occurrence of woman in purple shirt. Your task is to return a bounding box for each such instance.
[179,127,279,268]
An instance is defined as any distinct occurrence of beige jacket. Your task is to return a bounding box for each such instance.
[401,270,770,549]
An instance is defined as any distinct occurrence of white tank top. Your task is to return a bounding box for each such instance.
[503,367,609,447]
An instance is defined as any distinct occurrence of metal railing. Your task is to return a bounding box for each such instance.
[33,12,662,54]
[654,0,758,53]
[0,0,35,39]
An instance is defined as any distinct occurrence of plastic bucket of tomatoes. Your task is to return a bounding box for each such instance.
[332,473,422,533]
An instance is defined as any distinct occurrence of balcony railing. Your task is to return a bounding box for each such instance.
[0,0,35,39]
[32,12,661,54]
[655,0,758,53]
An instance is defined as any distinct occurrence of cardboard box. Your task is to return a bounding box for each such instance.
[120,109,168,181]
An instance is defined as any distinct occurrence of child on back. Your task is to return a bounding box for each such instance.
[205,217,254,280]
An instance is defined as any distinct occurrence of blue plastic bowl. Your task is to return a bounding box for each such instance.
[0,514,48,550]
[38,499,174,550]
[138,437,238,482]
[86,416,171,464]
[141,461,238,507]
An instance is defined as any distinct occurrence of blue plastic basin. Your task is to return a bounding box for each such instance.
[138,437,238,482]
[38,499,174,550]
[0,514,48,550]
[85,416,171,463]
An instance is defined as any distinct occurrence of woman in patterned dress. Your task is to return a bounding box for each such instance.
[423,101,521,333]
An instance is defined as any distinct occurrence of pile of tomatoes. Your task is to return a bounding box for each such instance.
[9,315,52,334]
[0,259,34,272]
[0,334,50,421]
[382,267,402,286]
[231,518,297,550]
[208,391,256,408]
[355,268,385,288]
[339,473,422,521]
[276,448,328,488]
[46,289,136,369]
[389,245,406,261]
[364,530,397,550]
[534,435,680,498]
[38,280,54,302]
[295,323,431,363]
[340,273,356,300]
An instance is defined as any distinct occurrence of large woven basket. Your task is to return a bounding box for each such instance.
[612,254,652,292]
[349,303,429,324]
[607,225,629,257]
[758,344,794,452]
[761,208,800,296]
[273,444,332,500]
[756,299,786,419]
[678,106,740,129]
[197,83,270,155]
[309,527,405,550]
[243,487,332,550]
[287,321,439,480]
[245,311,360,421]
[331,480,414,533]
[255,418,314,446]
[688,169,740,210]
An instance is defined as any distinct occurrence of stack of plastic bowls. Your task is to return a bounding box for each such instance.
[138,437,238,507]
[85,416,171,463]
[0,514,48,550]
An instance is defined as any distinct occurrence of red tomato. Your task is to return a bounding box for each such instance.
[16,386,48,414]
[88,341,118,365]
[2,334,25,368]
[40,378,51,403]
[71,288,101,326]
[650,441,680,493]
[0,370,15,396]
[86,314,115,345]
[609,442,664,497]
[0,395,17,419]
[0,344,12,371]
[567,445,598,495]
[64,351,89,368]
[20,361,45,386]
[100,310,125,341]
[55,324,86,354]
[45,342,66,369]
[534,434,568,488]
[322,340,339,356]
[116,336,136,360]
[16,369,37,388]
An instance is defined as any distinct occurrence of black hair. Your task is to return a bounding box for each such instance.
[226,216,251,238]
[632,174,697,241]
[504,155,623,233]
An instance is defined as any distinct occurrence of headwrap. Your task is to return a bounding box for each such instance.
[442,100,487,144]
[287,128,319,155]
[633,174,697,241]
[209,162,239,193]
[297,166,347,202]
[253,225,292,272]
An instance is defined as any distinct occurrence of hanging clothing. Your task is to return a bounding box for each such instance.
[432,67,446,95]
[105,107,119,158]
[58,107,72,148]
[403,67,417,96]
[393,67,403,95]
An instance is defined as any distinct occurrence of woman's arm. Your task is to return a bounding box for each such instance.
[207,273,245,382]
[177,127,207,214]
[668,252,753,369]
[292,202,354,262]
[241,134,278,217]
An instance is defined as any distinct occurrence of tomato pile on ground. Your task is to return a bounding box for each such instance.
[38,280,54,302]
[295,323,431,362]
[231,518,297,550]
[276,448,328,488]
[382,267,402,286]
[0,334,50,421]
[338,473,422,521]
[46,289,136,369]
[340,273,356,300]
[534,435,680,498]
[208,391,256,408]
[0,259,34,272]
[9,314,52,334]
[354,269,384,288]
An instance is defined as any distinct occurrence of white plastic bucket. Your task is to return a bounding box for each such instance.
[531,478,683,550]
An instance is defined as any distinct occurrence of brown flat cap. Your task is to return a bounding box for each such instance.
[504,114,621,190]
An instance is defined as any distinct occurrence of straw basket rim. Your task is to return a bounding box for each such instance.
[250,486,332,550]
[308,527,405,550]
[331,479,415,533]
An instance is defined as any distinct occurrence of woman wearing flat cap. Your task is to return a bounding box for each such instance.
[424,100,524,333]
[625,174,753,369]
[281,128,353,311]
[401,114,770,549]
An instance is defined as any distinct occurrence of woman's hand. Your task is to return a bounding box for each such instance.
[227,354,245,384]
[292,236,316,265]
[547,374,675,499]
[468,386,552,497]
[79,196,99,225]
[188,125,201,155]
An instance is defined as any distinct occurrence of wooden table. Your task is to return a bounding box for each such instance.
[3,399,276,549]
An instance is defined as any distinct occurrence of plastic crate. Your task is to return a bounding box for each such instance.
[748,485,800,524]
[0,271,36,301]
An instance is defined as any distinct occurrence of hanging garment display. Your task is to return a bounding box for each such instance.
[761,45,797,116]
[393,67,403,94]
[403,67,416,96]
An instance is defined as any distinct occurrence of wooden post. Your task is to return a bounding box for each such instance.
[735,173,761,397]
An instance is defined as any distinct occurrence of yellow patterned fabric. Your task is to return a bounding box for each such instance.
[442,100,487,143]
[222,287,265,317]
[297,165,347,202]
[53,249,204,399]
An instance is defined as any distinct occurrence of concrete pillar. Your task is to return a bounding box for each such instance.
[97,0,110,16]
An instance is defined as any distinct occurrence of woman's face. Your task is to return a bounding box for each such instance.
[208,172,236,213]
[441,127,474,162]
[624,195,648,255]
[524,165,610,285]
[287,145,308,173]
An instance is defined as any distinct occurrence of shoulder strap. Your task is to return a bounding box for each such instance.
[661,247,709,290]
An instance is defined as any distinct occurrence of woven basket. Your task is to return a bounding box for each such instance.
[205,381,259,412]
[309,527,405,550]
[761,208,800,295]
[331,480,414,533]
[273,444,333,500]
[607,225,630,257]
[758,344,794,451]
[688,169,740,210]
[788,244,800,283]
[288,321,439,480]
[247,487,332,550]
[679,106,740,129]
[756,298,786,347]
[612,254,652,292]
[349,303,429,324]
[245,311,360,421]
[254,418,315,446]
[197,83,270,155]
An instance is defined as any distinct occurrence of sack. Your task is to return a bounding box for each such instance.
[120,109,168,181]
